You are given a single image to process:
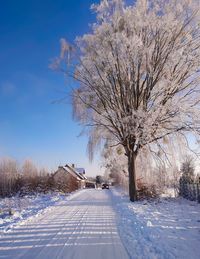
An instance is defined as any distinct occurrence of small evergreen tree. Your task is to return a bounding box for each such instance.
[179,156,195,198]
[180,156,195,184]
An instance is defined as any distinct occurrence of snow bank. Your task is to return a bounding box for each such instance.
[111,188,200,259]
[0,190,81,235]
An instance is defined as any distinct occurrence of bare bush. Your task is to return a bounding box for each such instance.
[0,158,19,197]
[137,178,160,200]
[0,158,57,197]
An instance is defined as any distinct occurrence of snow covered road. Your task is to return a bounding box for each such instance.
[0,189,129,259]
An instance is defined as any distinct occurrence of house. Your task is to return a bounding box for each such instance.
[53,164,86,193]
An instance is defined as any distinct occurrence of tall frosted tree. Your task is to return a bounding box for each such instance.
[57,0,200,201]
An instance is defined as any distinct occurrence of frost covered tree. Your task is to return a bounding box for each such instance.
[102,143,128,188]
[0,158,18,197]
[22,160,38,178]
[56,0,200,201]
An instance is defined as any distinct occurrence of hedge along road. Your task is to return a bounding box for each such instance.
[0,189,129,259]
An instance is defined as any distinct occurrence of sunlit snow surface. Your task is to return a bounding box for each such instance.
[113,188,200,259]
[0,189,200,259]
[0,193,71,235]
[0,190,129,259]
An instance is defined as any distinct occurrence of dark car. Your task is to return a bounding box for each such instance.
[102,183,109,189]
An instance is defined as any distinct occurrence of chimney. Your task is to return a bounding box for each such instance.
[71,163,75,168]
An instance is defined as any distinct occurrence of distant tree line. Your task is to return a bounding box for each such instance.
[0,158,58,197]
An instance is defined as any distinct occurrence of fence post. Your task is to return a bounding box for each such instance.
[179,181,200,203]
[197,184,200,203]
[184,182,187,198]
[194,183,197,201]
[187,183,190,199]
[195,184,198,201]
[192,184,195,201]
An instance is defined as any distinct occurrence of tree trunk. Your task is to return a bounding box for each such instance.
[128,151,137,202]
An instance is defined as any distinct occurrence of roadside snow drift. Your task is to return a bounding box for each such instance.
[112,188,200,259]
[0,193,70,235]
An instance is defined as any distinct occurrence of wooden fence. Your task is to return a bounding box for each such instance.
[179,182,200,203]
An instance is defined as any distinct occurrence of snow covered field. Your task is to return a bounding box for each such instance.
[0,192,71,235]
[112,189,200,259]
[0,189,200,259]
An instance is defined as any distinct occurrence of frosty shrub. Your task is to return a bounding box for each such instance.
[0,158,57,197]
[137,178,160,200]
[0,158,19,197]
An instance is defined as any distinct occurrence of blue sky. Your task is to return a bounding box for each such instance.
[0,0,102,175]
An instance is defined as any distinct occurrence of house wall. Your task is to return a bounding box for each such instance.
[53,168,79,193]
[78,180,86,189]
